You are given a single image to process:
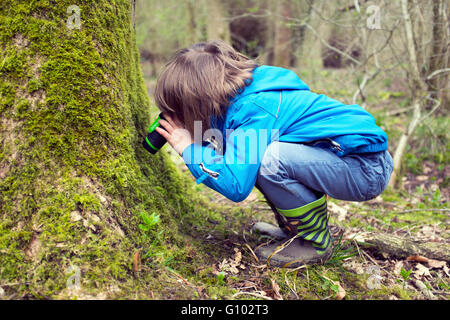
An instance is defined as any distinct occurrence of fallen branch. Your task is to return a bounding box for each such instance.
[359,233,450,262]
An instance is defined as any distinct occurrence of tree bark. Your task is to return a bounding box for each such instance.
[0,0,195,298]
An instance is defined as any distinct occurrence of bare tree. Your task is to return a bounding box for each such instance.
[388,0,446,187]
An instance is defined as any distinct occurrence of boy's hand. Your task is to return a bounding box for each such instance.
[155,113,193,156]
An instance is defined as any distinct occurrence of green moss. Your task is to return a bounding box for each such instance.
[27,78,42,93]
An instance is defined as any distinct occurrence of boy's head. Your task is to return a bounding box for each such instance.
[154,40,257,135]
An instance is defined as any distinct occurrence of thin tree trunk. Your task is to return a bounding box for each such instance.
[205,0,231,42]
[273,0,292,68]
[389,0,427,187]
[426,0,448,105]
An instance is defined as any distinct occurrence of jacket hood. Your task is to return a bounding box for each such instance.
[233,65,310,101]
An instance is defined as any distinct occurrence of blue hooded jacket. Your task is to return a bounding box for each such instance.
[182,65,388,202]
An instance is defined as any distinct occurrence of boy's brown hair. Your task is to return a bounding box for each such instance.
[154,40,257,137]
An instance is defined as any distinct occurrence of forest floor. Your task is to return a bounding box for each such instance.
[139,68,449,300]
[164,155,449,300]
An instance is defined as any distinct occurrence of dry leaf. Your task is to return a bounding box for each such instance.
[414,263,431,278]
[229,265,239,274]
[322,275,346,300]
[217,249,246,275]
[344,232,368,242]
[413,279,435,300]
[335,281,346,300]
[443,265,450,277]
[233,249,242,265]
[270,279,283,300]
[427,259,446,269]
[393,260,404,275]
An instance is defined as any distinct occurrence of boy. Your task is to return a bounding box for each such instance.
[154,40,393,267]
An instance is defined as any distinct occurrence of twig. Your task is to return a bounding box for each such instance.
[244,243,260,263]
[231,291,273,300]
[386,106,413,116]
[426,68,450,80]
[361,249,380,266]
[388,208,449,214]
[420,94,441,121]
[303,23,362,66]
[284,272,299,299]
[267,235,300,266]
[166,267,190,286]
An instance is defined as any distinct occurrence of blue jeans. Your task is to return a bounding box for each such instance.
[256,142,394,210]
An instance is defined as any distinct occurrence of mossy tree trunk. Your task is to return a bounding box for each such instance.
[0,0,203,299]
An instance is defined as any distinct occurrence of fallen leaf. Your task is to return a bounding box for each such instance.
[393,260,404,276]
[419,226,435,238]
[322,275,346,300]
[335,281,346,300]
[270,279,283,300]
[233,248,242,265]
[414,263,431,278]
[229,265,239,274]
[413,279,435,300]
[427,259,446,269]
[443,265,450,277]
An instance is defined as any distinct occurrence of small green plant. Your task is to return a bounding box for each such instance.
[316,273,340,297]
[216,271,226,285]
[326,232,358,267]
[138,211,160,232]
[138,211,163,259]
[397,267,412,289]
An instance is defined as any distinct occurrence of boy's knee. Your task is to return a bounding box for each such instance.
[257,141,289,186]
[259,141,281,176]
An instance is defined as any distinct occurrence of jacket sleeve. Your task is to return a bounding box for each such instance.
[181,102,278,202]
